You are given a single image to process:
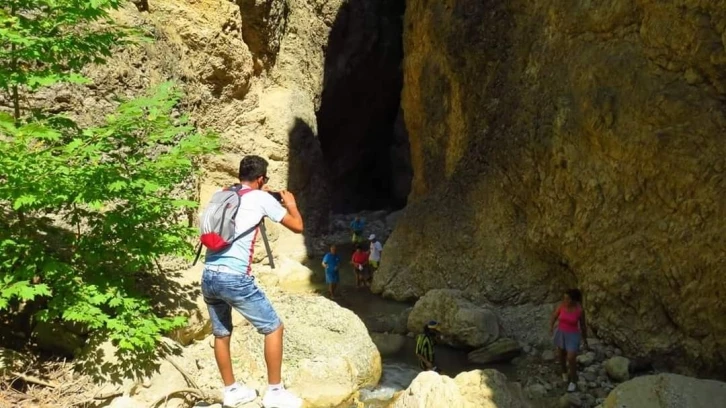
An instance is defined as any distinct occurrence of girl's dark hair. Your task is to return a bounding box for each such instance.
[566,288,583,303]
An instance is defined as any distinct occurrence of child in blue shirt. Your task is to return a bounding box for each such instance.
[322,244,341,298]
[350,217,365,244]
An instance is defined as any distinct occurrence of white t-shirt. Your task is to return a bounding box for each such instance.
[205,186,286,274]
[370,241,383,262]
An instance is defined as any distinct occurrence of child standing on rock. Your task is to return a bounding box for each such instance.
[549,288,589,393]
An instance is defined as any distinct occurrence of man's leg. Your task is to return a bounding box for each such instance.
[214,335,235,386]
[205,297,237,385]
[264,324,284,385]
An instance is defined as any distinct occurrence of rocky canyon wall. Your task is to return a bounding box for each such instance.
[38,0,406,260]
[374,0,726,374]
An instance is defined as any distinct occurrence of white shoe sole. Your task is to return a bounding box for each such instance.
[262,400,302,408]
[223,394,256,407]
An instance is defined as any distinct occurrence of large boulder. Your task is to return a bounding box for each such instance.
[389,369,530,408]
[497,303,557,348]
[407,289,499,348]
[604,374,726,408]
[377,0,726,374]
[468,338,522,364]
[177,289,382,408]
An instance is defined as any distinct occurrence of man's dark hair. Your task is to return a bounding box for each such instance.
[239,155,268,181]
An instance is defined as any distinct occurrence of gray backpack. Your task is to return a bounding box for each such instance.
[193,185,275,267]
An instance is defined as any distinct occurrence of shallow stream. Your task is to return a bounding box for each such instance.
[282,243,520,407]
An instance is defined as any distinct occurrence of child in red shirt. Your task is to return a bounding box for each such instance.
[351,245,370,288]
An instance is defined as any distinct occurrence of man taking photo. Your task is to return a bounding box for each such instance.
[201,155,304,408]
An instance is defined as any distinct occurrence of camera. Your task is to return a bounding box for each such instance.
[267,191,283,202]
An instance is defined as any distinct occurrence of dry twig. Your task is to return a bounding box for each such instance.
[9,371,58,389]
[150,388,207,408]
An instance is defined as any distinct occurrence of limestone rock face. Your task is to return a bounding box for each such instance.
[604,374,726,408]
[389,369,530,408]
[407,289,499,348]
[376,0,726,373]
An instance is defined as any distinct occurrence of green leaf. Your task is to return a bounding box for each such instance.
[13,194,38,210]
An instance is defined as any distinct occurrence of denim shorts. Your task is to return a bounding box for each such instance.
[201,269,282,337]
[553,329,581,352]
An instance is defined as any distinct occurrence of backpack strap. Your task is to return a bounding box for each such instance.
[192,185,272,267]
[259,219,275,269]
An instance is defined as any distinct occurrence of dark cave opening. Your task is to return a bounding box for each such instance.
[316,0,411,213]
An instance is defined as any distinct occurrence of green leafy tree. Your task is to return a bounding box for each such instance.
[0,0,219,360]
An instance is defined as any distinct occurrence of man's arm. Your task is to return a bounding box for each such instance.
[279,190,303,233]
[415,353,433,369]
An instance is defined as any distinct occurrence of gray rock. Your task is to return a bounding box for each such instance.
[582,371,597,382]
[32,320,84,356]
[525,383,548,399]
[542,350,556,361]
[468,337,522,364]
[370,333,407,356]
[604,356,630,382]
[577,351,597,367]
[560,393,583,407]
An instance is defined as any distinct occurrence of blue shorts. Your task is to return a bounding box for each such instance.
[201,269,281,337]
[325,270,340,284]
[553,329,581,352]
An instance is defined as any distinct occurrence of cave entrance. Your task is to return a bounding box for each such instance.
[316,0,411,213]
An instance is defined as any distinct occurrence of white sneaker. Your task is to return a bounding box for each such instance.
[262,388,303,408]
[567,382,577,393]
[223,384,257,407]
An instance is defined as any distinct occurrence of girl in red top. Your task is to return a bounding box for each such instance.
[549,288,588,393]
[351,245,370,288]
